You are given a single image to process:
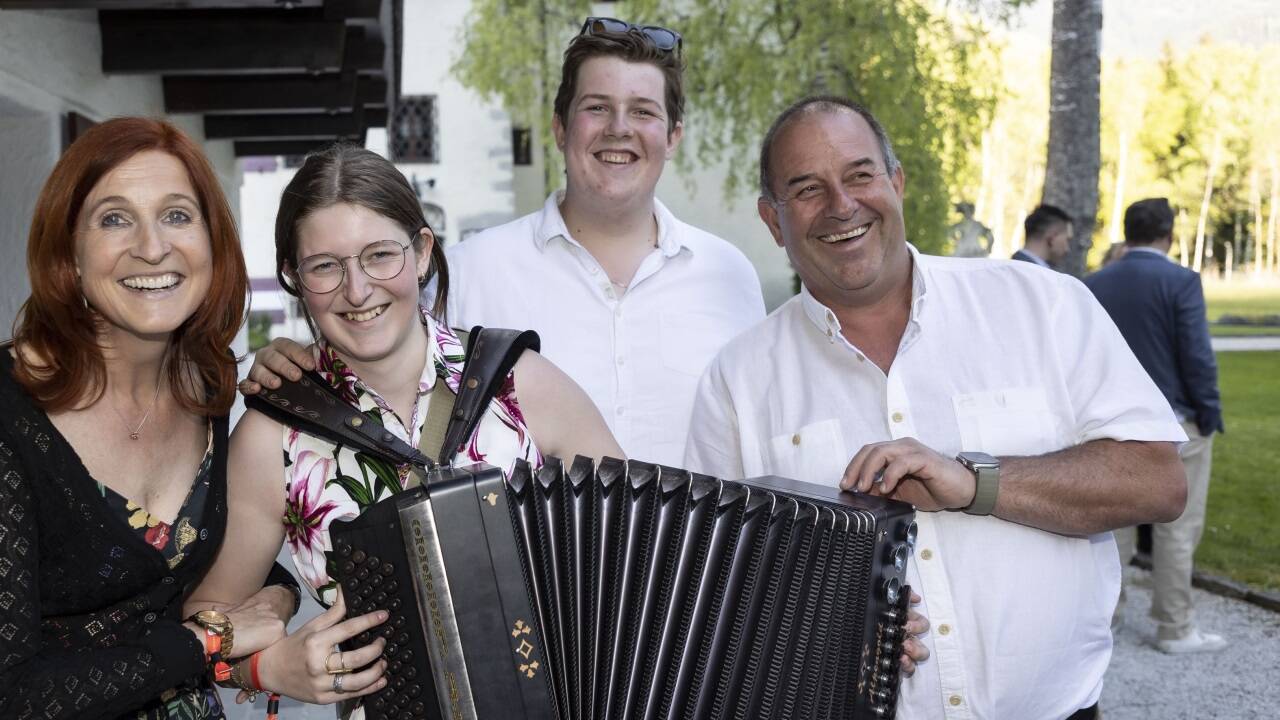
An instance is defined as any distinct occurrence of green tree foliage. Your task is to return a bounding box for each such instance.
[452,0,1010,253]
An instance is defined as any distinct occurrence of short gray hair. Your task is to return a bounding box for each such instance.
[759,95,899,200]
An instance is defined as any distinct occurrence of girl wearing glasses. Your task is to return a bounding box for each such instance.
[187,145,622,711]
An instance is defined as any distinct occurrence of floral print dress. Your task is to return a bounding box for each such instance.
[98,424,224,719]
[281,309,541,605]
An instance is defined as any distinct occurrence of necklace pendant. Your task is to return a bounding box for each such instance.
[130,432,140,440]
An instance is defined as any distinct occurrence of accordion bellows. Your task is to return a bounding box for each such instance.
[329,456,916,720]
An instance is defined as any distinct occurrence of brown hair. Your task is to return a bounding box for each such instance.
[553,29,685,135]
[11,117,248,415]
[274,144,448,320]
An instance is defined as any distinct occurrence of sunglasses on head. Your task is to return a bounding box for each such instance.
[579,16,682,57]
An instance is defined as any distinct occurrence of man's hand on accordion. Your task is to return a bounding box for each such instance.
[840,437,977,512]
[251,588,390,703]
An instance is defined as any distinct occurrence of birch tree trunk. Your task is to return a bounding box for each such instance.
[1042,0,1103,277]
[1269,157,1279,274]
[1109,131,1128,246]
[1193,135,1221,274]
[1250,167,1262,279]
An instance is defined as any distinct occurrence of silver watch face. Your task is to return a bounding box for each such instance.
[959,451,999,469]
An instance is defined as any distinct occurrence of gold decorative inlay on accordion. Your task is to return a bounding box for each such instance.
[329,456,916,719]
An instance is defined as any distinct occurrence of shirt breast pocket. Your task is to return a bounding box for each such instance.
[952,386,1056,456]
[767,418,848,486]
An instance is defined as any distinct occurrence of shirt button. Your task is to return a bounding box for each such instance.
[891,412,904,423]
[617,406,625,416]
[199,528,209,540]
[143,612,157,624]
[857,354,865,362]
[791,434,801,446]
[921,549,933,560]
[616,356,625,366]
[590,266,599,275]
[938,624,951,635]
[949,695,963,707]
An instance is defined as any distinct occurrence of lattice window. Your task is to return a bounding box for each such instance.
[390,95,438,163]
[512,126,532,166]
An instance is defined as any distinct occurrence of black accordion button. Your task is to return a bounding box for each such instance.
[381,562,395,576]
[388,598,402,612]
[384,580,399,594]
[351,550,367,563]
[336,542,351,557]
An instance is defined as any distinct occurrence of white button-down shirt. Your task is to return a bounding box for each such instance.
[447,192,765,466]
[685,247,1185,720]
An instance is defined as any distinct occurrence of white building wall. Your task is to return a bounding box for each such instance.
[397,0,518,244]
[0,8,240,341]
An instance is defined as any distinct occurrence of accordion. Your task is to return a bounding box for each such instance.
[329,456,916,720]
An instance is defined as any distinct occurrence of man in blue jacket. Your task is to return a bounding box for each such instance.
[1085,197,1226,654]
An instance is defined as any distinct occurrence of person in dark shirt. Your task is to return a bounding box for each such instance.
[0,117,297,718]
[1085,197,1226,654]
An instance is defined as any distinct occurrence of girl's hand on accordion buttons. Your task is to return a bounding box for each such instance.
[257,589,390,703]
[899,591,930,677]
[237,337,314,395]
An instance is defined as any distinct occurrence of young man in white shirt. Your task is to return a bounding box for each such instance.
[685,96,1189,720]
[446,21,765,466]
[241,21,765,467]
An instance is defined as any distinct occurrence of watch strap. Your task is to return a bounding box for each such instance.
[963,462,999,516]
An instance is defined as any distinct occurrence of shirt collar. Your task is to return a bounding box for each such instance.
[799,242,929,338]
[314,305,441,420]
[532,190,687,258]
[1019,247,1050,267]
[1125,245,1173,261]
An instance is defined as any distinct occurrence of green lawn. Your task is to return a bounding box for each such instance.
[1204,282,1280,336]
[1196,351,1280,590]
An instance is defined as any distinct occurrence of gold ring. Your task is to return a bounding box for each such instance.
[325,651,351,675]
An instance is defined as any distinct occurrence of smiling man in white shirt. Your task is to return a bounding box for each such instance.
[446,20,765,466]
[685,96,1189,720]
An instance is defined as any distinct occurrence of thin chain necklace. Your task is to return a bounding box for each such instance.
[110,376,163,441]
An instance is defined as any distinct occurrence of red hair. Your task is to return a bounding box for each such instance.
[11,117,248,415]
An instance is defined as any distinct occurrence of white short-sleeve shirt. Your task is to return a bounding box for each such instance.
[685,246,1186,720]
[447,192,766,466]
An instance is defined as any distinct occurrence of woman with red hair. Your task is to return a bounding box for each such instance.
[0,117,295,718]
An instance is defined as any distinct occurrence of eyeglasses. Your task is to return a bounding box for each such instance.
[294,237,413,294]
[579,16,682,57]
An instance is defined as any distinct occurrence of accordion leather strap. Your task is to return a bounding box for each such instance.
[245,369,430,469]
[432,326,540,466]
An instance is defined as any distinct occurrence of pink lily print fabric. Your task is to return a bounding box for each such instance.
[280,308,541,605]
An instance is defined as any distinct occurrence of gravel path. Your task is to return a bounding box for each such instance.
[1101,566,1280,719]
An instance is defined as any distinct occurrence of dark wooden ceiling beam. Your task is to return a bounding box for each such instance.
[204,111,360,140]
[163,74,385,113]
[100,9,347,74]
[322,0,380,20]
[0,1,319,8]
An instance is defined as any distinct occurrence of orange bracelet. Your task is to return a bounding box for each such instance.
[250,651,265,690]
[205,629,232,682]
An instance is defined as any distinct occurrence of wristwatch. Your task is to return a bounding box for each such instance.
[956,451,1000,516]
[190,609,235,660]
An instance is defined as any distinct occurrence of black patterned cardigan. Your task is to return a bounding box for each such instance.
[1,349,233,720]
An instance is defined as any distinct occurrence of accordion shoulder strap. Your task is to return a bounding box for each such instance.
[243,326,539,473]
[431,326,540,466]
[245,369,431,469]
